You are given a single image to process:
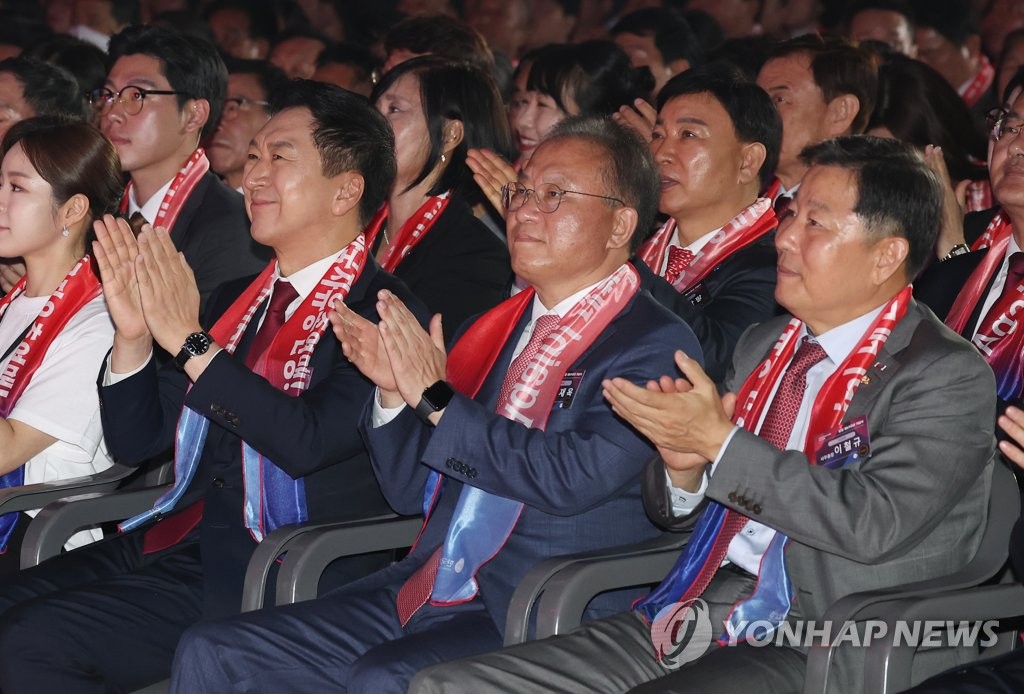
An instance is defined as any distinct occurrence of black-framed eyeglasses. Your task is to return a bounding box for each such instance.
[986,107,1024,142]
[500,182,625,214]
[88,85,189,116]
[222,96,271,117]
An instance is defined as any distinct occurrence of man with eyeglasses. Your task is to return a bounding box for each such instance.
[917,70,1024,424]
[169,116,701,693]
[93,25,267,312]
[209,58,287,193]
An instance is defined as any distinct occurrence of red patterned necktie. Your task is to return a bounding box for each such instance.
[685,336,828,598]
[244,280,298,370]
[395,313,561,625]
[664,246,695,285]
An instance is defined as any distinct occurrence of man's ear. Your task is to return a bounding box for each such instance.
[871,235,910,286]
[824,93,860,136]
[331,172,365,218]
[607,204,639,253]
[738,142,767,186]
[183,98,211,135]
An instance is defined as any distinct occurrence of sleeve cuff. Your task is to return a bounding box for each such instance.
[371,387,407,428]
[667,467,708,516]
[103,350,154,386]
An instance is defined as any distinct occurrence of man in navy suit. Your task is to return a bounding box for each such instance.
[0,81,425,693]
[170,116,702,693]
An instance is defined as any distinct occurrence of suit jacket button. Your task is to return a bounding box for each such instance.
[445,458,455,469]
[212,477,224,488]
[728,492,737,502]
[752,503,762,514]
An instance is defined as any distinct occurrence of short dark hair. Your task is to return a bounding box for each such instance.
[545,115,660,253]
[108,24,228,139]
[1005,66,1024,104]
[657,62,781,188]
[611,8,703,70]
[111,0,141,26]
[529,40,654,117]
[0,57,88,122]
[847,0,916,30]
[383,14,493,75]
[223,57,288,101]
[1,115,123,249]
[907,0,976,47]
[316,43,378,81]
[268,80,395,227]
[203,0,278,43]
[372,56,512,200]
[769,34,878,134]
[800,136,941,279]
[26,35,110,97]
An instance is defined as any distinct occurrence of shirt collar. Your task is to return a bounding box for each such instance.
[669,225,720,254]
[802,302,887,367]
[529,270,621,321]
[274,250,345,305]
[128,179,173,225]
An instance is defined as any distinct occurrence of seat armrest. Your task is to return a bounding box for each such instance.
[20,486,169,568]
[861,583,1024,693]
[504,532,688,646]
[0,464,135,515]
[273,515,421,606]
[240,523,313,612]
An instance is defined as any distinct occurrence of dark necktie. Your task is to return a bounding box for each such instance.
[664,246,695,285]
[244,280,298,370]
[687,336,828,596]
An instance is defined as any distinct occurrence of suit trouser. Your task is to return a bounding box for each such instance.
[0,528,205,694]
[170,558,504,694]
[411,566,807,694]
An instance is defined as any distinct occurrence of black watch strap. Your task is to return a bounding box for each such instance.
[414,380,455,422]
[174,331,213,369]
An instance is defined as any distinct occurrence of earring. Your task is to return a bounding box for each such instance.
[440,153,447,164]
[61,225,70,237]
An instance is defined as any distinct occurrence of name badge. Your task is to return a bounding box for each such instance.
[683,282,706,306]
[813,415,871,469]
[554,370,585,409]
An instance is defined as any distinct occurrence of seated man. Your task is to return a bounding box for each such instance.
[635,63,781,383]
[169,117,702,693]
[0,80,425,693]
[411,136,996,693]
[96,25,268,312]
[916,71,1024,421]
[208,58,287,193]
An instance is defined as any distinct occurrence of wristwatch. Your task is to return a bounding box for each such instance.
[414,380,455,423]
[941,243,970,261]
[174,331,213,369]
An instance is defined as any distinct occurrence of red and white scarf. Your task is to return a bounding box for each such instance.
[734,286,911,451]
[0,257,101,416]
[961,55,996,108]
[119,148,210,231]
[637,198,776,292]
[376,192,451,273]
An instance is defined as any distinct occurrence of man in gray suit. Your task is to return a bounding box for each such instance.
[411,137,996,693]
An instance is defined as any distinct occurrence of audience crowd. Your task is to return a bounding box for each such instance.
[0,0,1020,692]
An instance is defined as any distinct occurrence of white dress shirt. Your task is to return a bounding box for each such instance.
[669,303,886,575]
[127,180,173,226]
[656,226,719,276]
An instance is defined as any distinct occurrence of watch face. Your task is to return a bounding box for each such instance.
[423,381,454,409]
[184,332,212,356]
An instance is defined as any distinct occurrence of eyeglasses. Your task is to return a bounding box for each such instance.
[222,96,270,117]
[88,85,189,116]
[500,182,624,214]
[986,108,1024,141]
